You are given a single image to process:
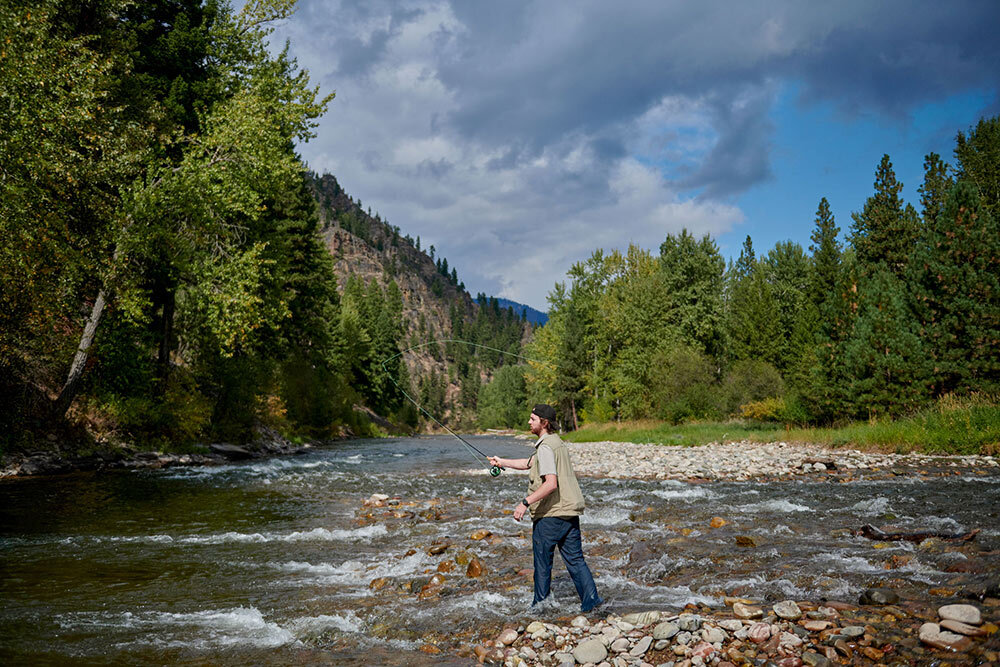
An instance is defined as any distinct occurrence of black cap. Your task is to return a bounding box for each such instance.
[532,404,557,422]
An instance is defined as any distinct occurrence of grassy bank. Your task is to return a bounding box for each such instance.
[562,394,1000,456]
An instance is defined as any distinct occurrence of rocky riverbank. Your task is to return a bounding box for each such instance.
[0,427,313,478]
[465,597,999,667]
[562,440,999,481]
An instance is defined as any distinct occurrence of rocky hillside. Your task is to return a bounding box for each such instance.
[308,173,531,428]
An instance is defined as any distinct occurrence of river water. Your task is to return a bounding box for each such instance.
[2,436,998,665]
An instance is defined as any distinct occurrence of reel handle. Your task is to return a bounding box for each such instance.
[489,465,503,477]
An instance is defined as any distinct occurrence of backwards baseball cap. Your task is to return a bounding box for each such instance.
[531,403,557,422]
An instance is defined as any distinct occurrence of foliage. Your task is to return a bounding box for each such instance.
[477,365,527,429]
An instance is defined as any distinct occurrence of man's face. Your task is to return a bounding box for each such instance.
[528,412,542,435]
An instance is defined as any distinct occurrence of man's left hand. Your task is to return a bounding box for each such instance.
[513,502,526,521]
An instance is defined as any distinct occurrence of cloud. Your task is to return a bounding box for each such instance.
[271,0,999,308]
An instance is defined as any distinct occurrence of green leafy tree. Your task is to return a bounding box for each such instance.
[477,365,527,428]
[918,152,954,226]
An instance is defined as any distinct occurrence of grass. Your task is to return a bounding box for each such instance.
[562,395,1000,456]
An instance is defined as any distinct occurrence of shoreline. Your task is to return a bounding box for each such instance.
[564,439,1000,481]
[3,435,998,481]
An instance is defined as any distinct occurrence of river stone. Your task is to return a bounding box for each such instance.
[690,641,716,660]
[919,622,973,652]
[553,651,575,666]
[702,626,726,644]
[520,646,537,660]
[630,636,652,656]
[801,651,833,667]
[498,628,519,645]
[610,637,630,652]
[940,619,988,636]
[654,639,670,650]
[778,631,803,649]
[773,600,802,620]
[677,614,701,631]
[733,602,763,619]
[573,638,608,664]
[570,615,589,628]
[718,619,743,632]
[938,604,981,625]
[859,588,899,605]
[801,620,830,632]
[526,621,546,634]
[622,610,661,626]
[653,621,680,639]
[840,625,864,638]
[466,557,484,577]
[747,623,770,643]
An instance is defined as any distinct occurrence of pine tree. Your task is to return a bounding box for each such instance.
[808,198,842,315]
[955,116,1000,218]
[840,268,930,418]
[918,153,954,226]
[849,155,921,276]
[910,181,1000,395]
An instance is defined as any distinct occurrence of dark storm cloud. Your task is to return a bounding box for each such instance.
[273,0,999,306]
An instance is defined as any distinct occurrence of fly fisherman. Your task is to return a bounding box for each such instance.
[489,404,603,613]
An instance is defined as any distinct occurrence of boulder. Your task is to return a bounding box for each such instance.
[209,443,254,460]
[572,638,608,664]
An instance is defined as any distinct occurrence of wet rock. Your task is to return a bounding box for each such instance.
[860,646,885,661]
[621,610,660,626]
[653,621,680,640]
[733,602,764,619]
[573,637,608,664]
[437,560,455,573]
[773,600,802,620]
[369,577,391,591]
[470,529,491,540]
[427,543,449,555]
[800,620,830,632]
[938,603,981,625]
[840,625,864,638]
[940,619,988,636]
[710,516,728,528]
[630,636,652,656]
[859,588,899,605]
[473,644,490,663]
[919,622,973,651]
[628,541,657,568]
[779,631,804,649]
[735,535,757,547]
[800,651,833,667]
[466,557,484,577]
[209,443,254,460]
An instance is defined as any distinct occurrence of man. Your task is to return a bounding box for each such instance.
[489,404,603,612]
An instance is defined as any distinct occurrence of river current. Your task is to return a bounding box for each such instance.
[1,436,998,664]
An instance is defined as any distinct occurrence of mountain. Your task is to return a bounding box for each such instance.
[493,298,548,325]
[307,172,533,429]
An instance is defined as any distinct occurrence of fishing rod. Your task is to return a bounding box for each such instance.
[380,339,551,478]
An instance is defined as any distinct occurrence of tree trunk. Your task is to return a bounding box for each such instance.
[54,289,107,416]
[570,397,578,431]
[156,285,176,390]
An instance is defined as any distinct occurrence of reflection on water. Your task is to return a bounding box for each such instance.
[1,436,998,664]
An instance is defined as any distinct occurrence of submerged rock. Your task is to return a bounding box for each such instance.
[919,622,973,651]
[859,588,900,605]
[938,603,981,625]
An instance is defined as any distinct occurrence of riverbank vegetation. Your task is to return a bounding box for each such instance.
[563,393,1000,456]
[499,115,1000,455]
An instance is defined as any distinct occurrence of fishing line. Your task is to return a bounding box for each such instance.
[380,339,554,477]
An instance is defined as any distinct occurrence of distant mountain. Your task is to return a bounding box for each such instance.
[493,298,548,325]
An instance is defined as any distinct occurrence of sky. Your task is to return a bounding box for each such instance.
[260,0,1000,311]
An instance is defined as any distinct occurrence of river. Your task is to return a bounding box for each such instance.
[1,436,997,664]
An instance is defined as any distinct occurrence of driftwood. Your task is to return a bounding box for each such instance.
[858,523,980,543]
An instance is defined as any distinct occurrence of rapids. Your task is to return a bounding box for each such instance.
[1,435,997,664]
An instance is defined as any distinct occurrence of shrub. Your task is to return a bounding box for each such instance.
[722,360,785,415]
[580,396,615,424]
[739,397,785,421]
[649,345,723,424]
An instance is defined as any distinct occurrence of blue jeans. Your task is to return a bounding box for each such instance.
[532,516,602,611]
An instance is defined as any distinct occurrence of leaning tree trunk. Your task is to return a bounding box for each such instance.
[54,289,108,416]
